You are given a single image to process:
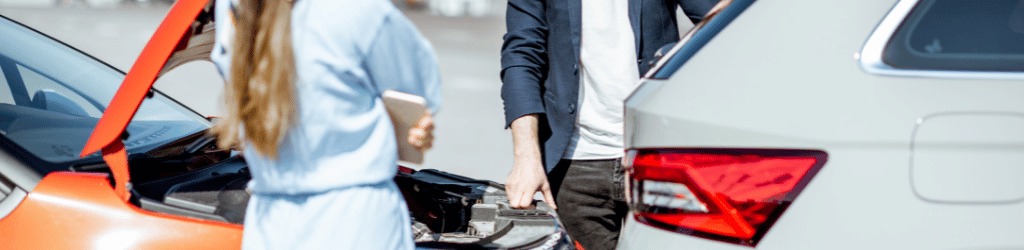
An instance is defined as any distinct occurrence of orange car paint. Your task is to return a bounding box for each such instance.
[79,0,209,201]
[0,172,242,249]
[0,0,243,248]
[102,142,131,202]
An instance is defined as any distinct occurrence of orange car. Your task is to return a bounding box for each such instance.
[0,1,570,249]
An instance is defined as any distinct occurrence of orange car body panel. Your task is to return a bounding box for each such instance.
[0,172,242,249]
[0,0,243,248]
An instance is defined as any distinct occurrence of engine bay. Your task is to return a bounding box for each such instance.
[117,149,567,249]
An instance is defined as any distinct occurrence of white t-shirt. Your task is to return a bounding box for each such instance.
[564,0,640,159]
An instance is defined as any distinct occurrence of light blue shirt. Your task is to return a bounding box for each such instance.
[211,0,442,195]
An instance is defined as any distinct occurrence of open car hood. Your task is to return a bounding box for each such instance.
[80,0,216,201]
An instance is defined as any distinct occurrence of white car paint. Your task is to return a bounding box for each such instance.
[619,0,1024,249]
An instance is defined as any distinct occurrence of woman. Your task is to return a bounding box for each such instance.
[209,0,442,249]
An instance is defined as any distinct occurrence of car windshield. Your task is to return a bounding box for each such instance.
[0,16,210,170]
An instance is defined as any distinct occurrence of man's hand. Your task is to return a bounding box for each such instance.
[506,154,556,209]
[505,114,557,209]
[408,113,434,151]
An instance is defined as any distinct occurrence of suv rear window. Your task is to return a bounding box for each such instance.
[883,0,1024,72]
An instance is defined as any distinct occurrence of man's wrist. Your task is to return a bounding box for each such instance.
[513,146,539,157]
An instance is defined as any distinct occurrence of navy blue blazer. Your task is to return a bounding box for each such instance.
[500,0,717,171]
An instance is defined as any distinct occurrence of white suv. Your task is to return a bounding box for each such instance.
[618,0,1024,249]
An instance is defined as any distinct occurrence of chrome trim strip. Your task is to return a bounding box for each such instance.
[859,0,1024,80]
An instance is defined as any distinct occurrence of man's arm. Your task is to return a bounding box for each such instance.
[500,0,553,209]
[506,114,556,209]
[500,0,547,128]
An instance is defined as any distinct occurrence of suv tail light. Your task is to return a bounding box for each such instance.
[625,149,826,246]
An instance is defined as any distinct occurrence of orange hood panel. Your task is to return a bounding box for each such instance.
[79,0,212,201]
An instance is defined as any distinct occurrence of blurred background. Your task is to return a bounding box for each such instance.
[0,0,692,184]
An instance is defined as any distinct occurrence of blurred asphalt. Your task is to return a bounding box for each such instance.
[0,2,691,184]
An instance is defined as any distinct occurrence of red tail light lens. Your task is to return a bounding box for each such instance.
[398,165,416,174]
[625,149,826,246]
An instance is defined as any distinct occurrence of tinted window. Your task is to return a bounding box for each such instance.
[883,0,1024,71]
[0,67,10,104]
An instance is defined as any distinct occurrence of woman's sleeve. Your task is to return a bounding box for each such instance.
[363,12,443,114]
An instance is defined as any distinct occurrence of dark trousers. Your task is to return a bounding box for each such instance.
[547,158,628,250]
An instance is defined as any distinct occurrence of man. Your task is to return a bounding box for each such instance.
[500,0,717,249]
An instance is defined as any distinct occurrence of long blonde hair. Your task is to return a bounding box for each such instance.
[212,0,296,159]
